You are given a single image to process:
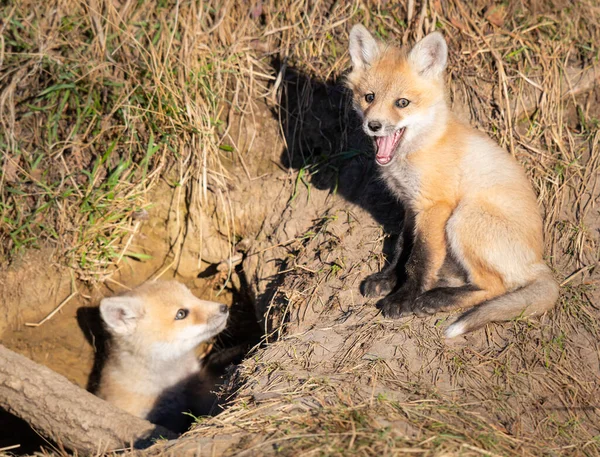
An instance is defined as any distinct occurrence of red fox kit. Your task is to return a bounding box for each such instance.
[97,281,229,431]
[347,25,559,337]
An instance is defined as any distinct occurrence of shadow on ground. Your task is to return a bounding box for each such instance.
[273,61,406,259]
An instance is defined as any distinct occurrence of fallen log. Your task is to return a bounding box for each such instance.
[0,344,176,455]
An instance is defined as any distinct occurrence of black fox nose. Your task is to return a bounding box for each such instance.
[368,121,382,132]
[219,304,229,314]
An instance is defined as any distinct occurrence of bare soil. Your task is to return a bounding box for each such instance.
[144,77,600,455]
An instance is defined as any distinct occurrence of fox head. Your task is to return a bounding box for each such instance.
[346,25,449,166]
[100,281,229,360]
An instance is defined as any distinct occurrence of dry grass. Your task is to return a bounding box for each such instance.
[269,0,600,272]
[1,0,600,456]
[0,0,269,279]
[1,1,598,277]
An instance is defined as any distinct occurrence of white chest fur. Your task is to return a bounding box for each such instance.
[380,157,421,204]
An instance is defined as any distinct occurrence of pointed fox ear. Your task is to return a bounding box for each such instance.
[100,296,144,335]
[349,24,379,69]
[409,32,448,78]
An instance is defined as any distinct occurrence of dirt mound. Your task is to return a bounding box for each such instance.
[147,128,600,457]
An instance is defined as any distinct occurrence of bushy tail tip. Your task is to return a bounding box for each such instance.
[445,271,559,338]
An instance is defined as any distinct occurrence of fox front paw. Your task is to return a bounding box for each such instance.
[360,271,397,297]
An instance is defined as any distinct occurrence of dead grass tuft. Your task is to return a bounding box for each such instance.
[0,0,272,279]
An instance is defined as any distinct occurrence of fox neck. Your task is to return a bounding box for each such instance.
[106,340,201,390]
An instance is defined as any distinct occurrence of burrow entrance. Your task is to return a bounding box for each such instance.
[0,69,380,455]
[0,183,266,455]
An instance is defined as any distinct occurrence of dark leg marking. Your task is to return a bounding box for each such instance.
[433,251,468,288]
[413,284,480,316]
[361,233,406,297]
[377,231,430,318]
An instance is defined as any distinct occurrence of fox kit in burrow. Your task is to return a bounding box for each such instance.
[346,25,559,337]
[97,280,229,432]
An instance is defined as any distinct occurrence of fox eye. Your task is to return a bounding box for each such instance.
[365,93,375,103]
[395,98,410,108]
[175,309,189,320]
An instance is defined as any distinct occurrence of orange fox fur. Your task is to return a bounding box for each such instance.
[347,25,559,337]
[97,280,228,431]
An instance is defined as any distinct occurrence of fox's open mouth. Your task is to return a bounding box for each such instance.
[374,128,405,165]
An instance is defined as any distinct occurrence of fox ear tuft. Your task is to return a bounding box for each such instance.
[349,24,379,69]
[100,296,144,335]
[409,32,448,78]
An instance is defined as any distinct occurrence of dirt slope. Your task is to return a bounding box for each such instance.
[142,100,600,456]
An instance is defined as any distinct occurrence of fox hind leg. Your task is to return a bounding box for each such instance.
[413,284,501,315]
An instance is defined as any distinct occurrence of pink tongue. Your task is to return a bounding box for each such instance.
[375,135,396,160]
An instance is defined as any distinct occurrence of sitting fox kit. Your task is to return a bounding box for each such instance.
[97,281,229,431]
[347,25,558,337]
